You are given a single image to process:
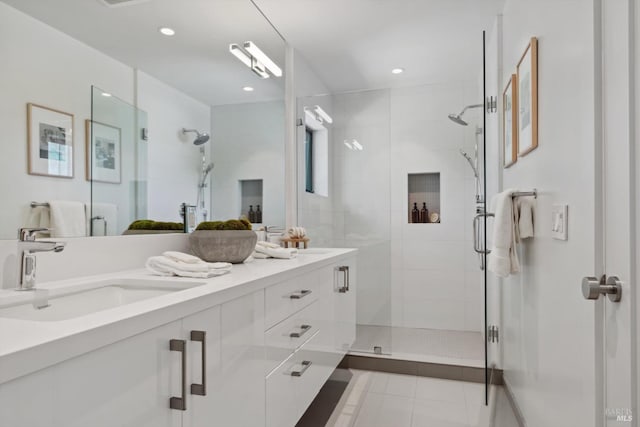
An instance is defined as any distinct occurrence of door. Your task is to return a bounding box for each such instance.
[591,1,637,425]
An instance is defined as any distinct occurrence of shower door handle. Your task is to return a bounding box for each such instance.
[473,213,494,255]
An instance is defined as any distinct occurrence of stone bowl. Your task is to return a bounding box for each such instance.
[189,230,257,263]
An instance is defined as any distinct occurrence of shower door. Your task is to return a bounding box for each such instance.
[296,92,393,356]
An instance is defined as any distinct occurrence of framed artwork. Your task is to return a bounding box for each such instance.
[27,103,74,178]
[517,37,538,156]
[85,120,121,184]
[503,74,518,168]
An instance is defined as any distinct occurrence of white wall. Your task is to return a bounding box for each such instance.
[136,71,212,224]
[0,2,134,238]
[210,101,285,226]
[0,234,189,290]
[498,1,597,426]
[389,82,483,332]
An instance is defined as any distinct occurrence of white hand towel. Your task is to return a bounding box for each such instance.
[488,190,519,277]
[146,256,232,278]
[49,201,87,238]
[251,251,270,259]
[164,251,203,264]
[256,241,282,249]
[27,206,51,230]
[516,197,535,239]
[254,245,298,259]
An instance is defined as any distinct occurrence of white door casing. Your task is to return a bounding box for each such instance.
[596,0,637,425]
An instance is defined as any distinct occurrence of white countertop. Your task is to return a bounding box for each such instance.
[0,248,356,384]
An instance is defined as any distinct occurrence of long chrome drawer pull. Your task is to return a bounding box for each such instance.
[290,289,312,299]
[337,266,350,292]
[289,324,312,338]
[169,339,187,410]
[190,330,206,396]
[291,360,312,377]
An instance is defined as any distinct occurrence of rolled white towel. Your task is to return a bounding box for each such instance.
[288,227,306,238]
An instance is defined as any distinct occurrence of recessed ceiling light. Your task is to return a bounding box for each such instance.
[101,92,112,97]
[243,86,254,92]
[391,68,405,74]
[159,27,175,36]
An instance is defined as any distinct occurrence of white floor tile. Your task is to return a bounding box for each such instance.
[384,374,417,397]
[353,393,413,427]
[415,377,466,402]
[412,399,471,427]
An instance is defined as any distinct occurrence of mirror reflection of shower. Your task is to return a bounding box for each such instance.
[183,128,214,222]
[448,104,484,204]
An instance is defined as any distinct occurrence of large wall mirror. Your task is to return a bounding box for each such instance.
[0,0,285,239]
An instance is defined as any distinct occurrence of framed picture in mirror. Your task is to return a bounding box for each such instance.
[27,103,74,178]
[517,37,538,156]
[85,120,122,184]
[503,74,518,168]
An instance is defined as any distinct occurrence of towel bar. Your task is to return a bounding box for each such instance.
[511,189,537,199]
[30,202,50,208]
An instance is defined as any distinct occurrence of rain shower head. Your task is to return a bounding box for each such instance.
[448,104,484,126]
[182,128,210,145]
[448,113,468,126]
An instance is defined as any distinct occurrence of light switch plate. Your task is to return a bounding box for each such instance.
[551,204,568,240]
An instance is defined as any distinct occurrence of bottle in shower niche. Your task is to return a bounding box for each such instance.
[248,205,256,223]
[411,203,420,223]
[421,203,429,223]
[256,205,262,223]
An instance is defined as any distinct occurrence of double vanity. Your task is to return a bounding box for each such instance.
[0,247,357,427]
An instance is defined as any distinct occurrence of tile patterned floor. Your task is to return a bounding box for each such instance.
[351,325,485,367]
[318,369,486,427]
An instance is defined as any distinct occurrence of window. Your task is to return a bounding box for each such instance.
[305,127,314,193]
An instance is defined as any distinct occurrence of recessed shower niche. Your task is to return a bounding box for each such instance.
[408,173,440,223]
[240,179,263,223]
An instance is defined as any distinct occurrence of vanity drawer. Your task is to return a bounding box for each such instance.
[265,272,320,330]
[265,329,338,427]
[265,300,321,374]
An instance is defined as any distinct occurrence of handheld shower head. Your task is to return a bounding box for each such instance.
[182,128,210,145]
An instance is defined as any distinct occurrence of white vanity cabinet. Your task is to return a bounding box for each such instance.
[265,258,357,427]
[0,251,356,427]
[0,320,184,427]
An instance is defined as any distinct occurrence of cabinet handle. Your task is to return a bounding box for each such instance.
[291,360,312,377]
[337,266,350,293]
[289,324,312,338]
[190,330,206,396]
[290,289,312,299]
[169,339,187,411]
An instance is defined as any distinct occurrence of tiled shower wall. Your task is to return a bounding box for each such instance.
[298,81,483,332]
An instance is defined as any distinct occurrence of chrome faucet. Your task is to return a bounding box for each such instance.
[17,228,66,291]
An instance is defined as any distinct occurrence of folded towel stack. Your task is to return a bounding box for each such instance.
[146,251,232,278]
[253,241,298,260]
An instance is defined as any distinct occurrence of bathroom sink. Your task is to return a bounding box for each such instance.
[0,279,205,322]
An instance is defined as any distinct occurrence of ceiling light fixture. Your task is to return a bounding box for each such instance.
[159,27,176,36]
[352,140,364,151]
[243,86,254,92]
[313,106,333,124]
[391,68,405,74]
[244,42,283,77]
[344,141,353,150]
[229,42,282,79]
[101,92,112,97]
